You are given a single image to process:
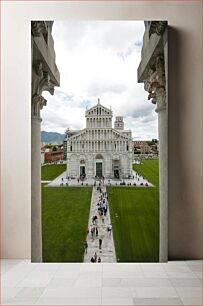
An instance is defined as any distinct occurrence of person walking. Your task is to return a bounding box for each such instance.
[91,227,94,239]
[96,227,98,237]
[99,238,102,249]
[107,224,112,235]
[98,256,101,263]
[84,240,88,254]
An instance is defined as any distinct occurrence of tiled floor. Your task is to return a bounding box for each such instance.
[1,260,202,305]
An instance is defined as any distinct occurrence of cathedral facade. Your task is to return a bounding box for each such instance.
[66,100,133,179]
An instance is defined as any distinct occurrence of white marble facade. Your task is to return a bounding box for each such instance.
[66,100,133,179]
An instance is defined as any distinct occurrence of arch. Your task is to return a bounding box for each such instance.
[95,153,103,159]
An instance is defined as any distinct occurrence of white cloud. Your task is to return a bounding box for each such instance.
[41,21,158,140]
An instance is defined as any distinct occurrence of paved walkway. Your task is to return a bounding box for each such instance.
[47,171,153,187]
[83,186,117,263]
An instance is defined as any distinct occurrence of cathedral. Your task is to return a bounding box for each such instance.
[66,99,133,179]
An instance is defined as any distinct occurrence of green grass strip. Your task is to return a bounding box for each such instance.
[42,186,92,262]
[108,187,159,262]
[41,164,66,181]
[133,159,159,187]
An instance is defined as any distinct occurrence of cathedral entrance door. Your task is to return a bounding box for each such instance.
[114,169,119,179]
[80,166,85,176]
[96,162,102,177]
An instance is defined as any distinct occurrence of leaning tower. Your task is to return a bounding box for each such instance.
[114,116,124,130]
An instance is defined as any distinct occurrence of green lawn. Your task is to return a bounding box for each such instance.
[42,186,92,262]
[133,159,159,186]
[41,164,66,181]
[107,159,160,262]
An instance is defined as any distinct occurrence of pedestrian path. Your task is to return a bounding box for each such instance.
[83,186,117,263]
[47,170,153,187]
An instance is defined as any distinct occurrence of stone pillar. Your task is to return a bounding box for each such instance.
[31,116,42,262]
[31,55,59,261]
[144,56,168,262]
[157,106,168,262]
[31,94,46,262]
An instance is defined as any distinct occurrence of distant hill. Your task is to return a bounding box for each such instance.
[41,131,65,144]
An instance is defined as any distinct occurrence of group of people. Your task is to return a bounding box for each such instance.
[97,192,108,219]
[83,186,113,263]
[134,172,149,186]
[90,252,101,263]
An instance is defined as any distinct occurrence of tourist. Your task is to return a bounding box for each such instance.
[84,240,88,254]
[96,227,98,237]
[102,216,105,224]
[90,257,95,263]
[107,224,112,234]
[98,207,101,216]
[98,256,101,263]
[94,252,97,262]
[99,238,102,249]
[86,227,89,235]
[91,227,94,239]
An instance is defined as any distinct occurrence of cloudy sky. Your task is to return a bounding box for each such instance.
[41,21,158,140]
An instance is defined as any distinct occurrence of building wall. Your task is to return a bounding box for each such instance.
[1,1,201,259]
[67,152,133,179]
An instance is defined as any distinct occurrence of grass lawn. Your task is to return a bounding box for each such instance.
[107,159,160,262]
[133,159,159,187]
[41,164,66,181]
[42,186,92,262]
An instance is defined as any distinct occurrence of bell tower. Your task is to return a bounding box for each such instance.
[114,116,124,130]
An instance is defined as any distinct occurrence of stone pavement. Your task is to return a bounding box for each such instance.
[47,170,153,187]
[83,186,117,263]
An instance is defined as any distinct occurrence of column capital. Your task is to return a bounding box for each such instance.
[144,56,166,112]
[31,21,47,37]
[32,94,47,118]
[32,60,55,118]
[32,61,55,96]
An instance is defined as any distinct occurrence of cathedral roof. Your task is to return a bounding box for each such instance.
[85,99,113,117]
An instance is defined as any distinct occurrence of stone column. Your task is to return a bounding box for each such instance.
[144,56,168,262]
[31,94,46,262]
[31,59,57,262]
